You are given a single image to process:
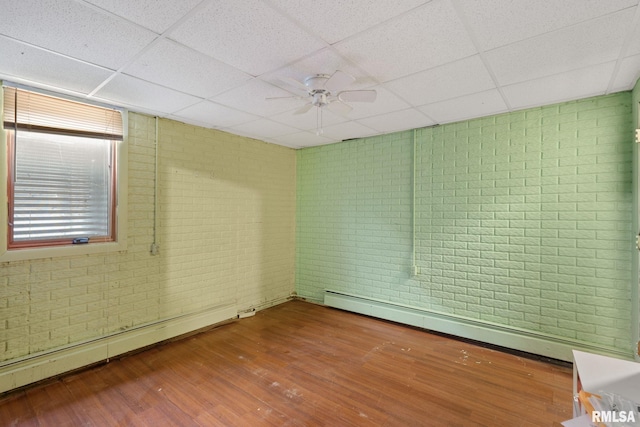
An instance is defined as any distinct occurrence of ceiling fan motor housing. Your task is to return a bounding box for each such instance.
[305,75,331,107]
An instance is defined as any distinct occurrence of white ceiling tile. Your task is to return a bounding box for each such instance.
[486,9,634,86]
[384,55,495,106]
[222,128,259,141]
[610,54,640,92]
[458,0,638,51]
[501,62,616,110]
[269,0,430,44]
[83,0,202,33]
[0,0,157,70]
[319,121,378,141]
[418,89,507,124]
[123,39,252,99]
[357,108,434,133]
[314,139,346,147]
[268,132,335,148]
[168,0,326,76]
[228,119,300,139]
[334,0,477,82]
[1,0,636,149]
[624,14,640,57]
[0,37,112,94]
[211,79,307,117]
[172,100,260,129]
[164,116,215,131]
[346,86,412,119]
[260,48,375,91]
[94,74,201,114]
[261,139,304,149]
[271,106,348,130]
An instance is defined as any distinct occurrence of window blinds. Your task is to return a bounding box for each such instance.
[11,132,112,242]
[3,86,123,140]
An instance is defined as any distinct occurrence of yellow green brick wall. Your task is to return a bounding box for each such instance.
[0,113,296,362]
[297,92,635,355]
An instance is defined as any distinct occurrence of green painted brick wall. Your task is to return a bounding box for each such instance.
[296,132,414,301]
[296,92,634,355]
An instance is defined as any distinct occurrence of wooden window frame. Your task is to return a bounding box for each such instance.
[3,85,123,251]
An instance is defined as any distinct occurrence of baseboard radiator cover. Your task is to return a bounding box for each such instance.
[0,303,237,394]
[323,290,628,362]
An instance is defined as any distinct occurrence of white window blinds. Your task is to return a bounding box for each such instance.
[3,86,123,140]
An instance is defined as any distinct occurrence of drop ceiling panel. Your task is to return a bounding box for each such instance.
[260,48,373,91]
[501,62,616,110]
[168,0,326,76]
[227,119,300,139]
[458,0,638,51]
[268,131,334,149]
[357,108,434,133]
[0,37,113,95]
[211,79,307,117]
[611,55,640,91]
[319,121,378,141]
[83,0,202,33]
[269,0,430,44]
[419,89,508,123]
[346,86,412,120]
[384,55,495,106]
[625,19,640,57]
[94,74,201,114]
[123,39,252,99]
[172,100,259,129]
[1,0,639,149]
[486,10,634,86]
[334,0,477,82]
[271,107,347,130]
[0,0,157,70]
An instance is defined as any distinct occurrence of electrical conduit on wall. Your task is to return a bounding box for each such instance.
[150,116,159,256]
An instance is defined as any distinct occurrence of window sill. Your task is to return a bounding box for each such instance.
[0,240,127,263]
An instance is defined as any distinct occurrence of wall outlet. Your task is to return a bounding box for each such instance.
[412,265,420,276]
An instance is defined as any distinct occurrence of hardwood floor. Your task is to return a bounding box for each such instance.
[0,300,573,426]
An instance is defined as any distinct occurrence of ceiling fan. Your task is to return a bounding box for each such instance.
[270,70,377,135]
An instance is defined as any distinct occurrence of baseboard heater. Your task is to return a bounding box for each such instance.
[324,290,627,362]
[0,303,237,394]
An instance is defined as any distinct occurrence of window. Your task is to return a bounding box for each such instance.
[3,85,123,250]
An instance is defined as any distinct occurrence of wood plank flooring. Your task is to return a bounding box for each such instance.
[0,300,573,426]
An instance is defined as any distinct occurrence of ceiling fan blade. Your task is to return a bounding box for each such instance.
[338,90,377,103]
[279,77,308,92]
[325,70,355,92]
[327,100,353,116]
[265,95,305,101]
[294,103,314,115]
